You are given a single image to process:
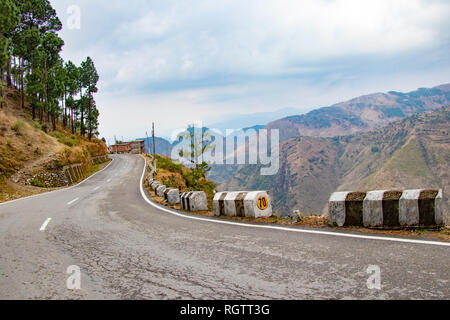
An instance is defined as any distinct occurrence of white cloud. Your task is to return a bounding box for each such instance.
[50,0,450,141]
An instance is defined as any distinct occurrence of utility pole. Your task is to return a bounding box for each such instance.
[145,131,149,155]
[152,122,156,165]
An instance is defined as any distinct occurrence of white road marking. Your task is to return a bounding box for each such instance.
[93,186,100,191]
[139,156,450,248]
[67,198,79,205]
[107,179,111,182]
[0,158,115,207]
[40,218,52,231]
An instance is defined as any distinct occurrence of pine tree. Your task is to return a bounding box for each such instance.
[80,57,99,140]
[0,0,20,107]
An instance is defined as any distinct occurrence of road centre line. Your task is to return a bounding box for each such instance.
[40,218,52,231]
[67,198,79,205]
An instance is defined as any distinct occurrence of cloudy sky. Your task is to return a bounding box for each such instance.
[50,0,450,142]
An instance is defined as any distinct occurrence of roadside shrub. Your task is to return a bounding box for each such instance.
[11,120,24,134]
[31,176,46,188]
[155,155,183,174]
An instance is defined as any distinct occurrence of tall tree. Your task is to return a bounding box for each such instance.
[80,57,99,140]
[64,60,79,134]
[0,0,20,106]
[41,31,63,123]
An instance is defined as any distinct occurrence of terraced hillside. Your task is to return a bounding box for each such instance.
[219,107,449,222]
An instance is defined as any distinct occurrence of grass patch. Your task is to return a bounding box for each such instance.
[49,131,80,147]
[11,120,24,134]
[31,176,46,188]
[153,155,217,209]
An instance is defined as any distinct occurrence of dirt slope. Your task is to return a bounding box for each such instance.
[0,85,106,202]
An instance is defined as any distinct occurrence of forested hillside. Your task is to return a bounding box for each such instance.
[0,0,107,202]
[1,0,100,139]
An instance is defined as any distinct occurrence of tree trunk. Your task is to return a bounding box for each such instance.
[44,56,49,123]
[71,97,75,134]
[88,89,92,140]
[80,87,84,136]
[6,57,12,88]
[52,109,56,131]
[20,59,24,109]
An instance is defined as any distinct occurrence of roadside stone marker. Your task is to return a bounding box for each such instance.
[363,190,402,228]
[213,191,272,218]
[328,191,366,227]
[164,188,180,205]
[156,185,167,197]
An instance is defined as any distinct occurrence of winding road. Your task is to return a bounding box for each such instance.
[0,154,448,299]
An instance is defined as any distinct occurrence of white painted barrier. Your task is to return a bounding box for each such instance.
[151,181,161,191]
[164,188,180,205]
[181,191,208,211]
[363,190,385,227]
[156,185,167,197]
[189,192,208,211]
[213,191,272,218]
[330,189,443,228]
[328,191,350,227]
[399,189,422,226]
[399,189,443,227]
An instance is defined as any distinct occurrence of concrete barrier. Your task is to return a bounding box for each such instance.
[363,190,402,228]
[213,191,272,218]
[330,189,443,228]
[180,192,191,210]
[328,191,366,227]
[151,181,161,190]
[156,185,167,197]
[181,191,208,211]
[399,189,443,227]
[164,188,180,205]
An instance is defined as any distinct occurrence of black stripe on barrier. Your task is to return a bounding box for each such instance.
[345,192,366,226]
[186,192,193,211]
[234,192,247,217]
[382,191,402,227]
[419,190,438,226]
[218,193,227,215]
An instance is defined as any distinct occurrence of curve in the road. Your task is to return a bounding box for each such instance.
[0,158,115,207]
[139,156,450,247]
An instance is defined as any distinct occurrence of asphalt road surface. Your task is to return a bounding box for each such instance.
[0,154,448,300]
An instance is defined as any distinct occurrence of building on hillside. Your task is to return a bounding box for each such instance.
[110,143,132,154]
[130,140,145,154]
[110,140,145,154]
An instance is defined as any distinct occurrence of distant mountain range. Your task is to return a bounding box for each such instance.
[207,108,302,133]
[138,137,173,156]
[140,84,449,219]
[215,106,450,218]
[266,83,450,141]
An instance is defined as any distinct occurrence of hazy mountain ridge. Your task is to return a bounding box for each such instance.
[217,107,450,220]
[266,84,450,141]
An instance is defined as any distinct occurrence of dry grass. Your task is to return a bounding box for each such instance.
[0,85,107,202]
[144,177,449,242]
